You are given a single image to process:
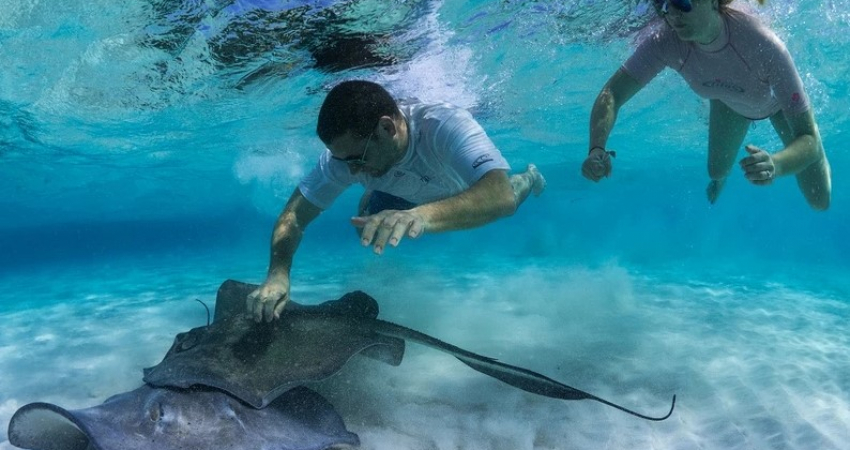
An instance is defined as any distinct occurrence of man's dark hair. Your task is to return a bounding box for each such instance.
[316,80,399,143]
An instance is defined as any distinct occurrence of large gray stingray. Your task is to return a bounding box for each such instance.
[8,385,359,450]
[143,280,406,410]
[145,280,676,421]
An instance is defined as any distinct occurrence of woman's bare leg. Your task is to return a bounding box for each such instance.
[707,100,751,204]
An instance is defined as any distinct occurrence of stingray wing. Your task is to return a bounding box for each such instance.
[144,282,404,408]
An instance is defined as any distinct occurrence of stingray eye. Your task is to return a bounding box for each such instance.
[149,403,164,422]
[176,333,198,352]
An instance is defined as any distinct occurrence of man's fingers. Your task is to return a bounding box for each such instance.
[246,289,258,313]
[248,288,278,322]
[261,297,276,323]
[408,219,424,238]
[372,218,397,254]
[273,296,288,319]
[355,211,426,251]
[359,218,379,246]
[247,291,263,322]
[252,298,264,322]
[388,221,409,247]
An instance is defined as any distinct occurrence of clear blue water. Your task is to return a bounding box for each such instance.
[1,1,849,449]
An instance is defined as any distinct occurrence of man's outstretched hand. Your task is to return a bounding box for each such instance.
[351,209,427,255]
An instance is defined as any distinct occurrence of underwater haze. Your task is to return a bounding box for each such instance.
[1,0,849,449]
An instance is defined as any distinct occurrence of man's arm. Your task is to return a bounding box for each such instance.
[247,188,322,322]
[414,169,516,230]
[352,169,515,254]
[583,68,643,181]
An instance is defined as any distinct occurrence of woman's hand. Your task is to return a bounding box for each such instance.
[740,144,776,185]
[581,147,616,181]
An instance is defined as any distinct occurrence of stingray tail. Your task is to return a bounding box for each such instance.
[590,393,676,421]
[455,355,676,422]
[371,317,677,422]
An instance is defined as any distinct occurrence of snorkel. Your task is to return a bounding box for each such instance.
[653,0,693,14]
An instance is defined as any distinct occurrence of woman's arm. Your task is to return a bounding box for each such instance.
[771,109,824,177]
[583,68,644,181]
[589,68,644,151]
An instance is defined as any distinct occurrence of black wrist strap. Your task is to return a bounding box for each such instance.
[589,146,616,158]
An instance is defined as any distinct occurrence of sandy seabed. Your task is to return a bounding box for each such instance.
[1,255,848,450]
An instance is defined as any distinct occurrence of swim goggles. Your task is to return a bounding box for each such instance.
[331,129,374,167]
[653,0,693,14]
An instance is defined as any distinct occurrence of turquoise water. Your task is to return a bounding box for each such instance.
[1,1,849,449]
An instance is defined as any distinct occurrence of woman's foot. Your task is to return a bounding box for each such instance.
[706,178,726,205]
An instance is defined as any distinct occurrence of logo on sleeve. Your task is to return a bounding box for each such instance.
[472,154,494,169]
[791,92,802,104]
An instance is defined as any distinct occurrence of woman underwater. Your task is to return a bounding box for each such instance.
[581,0,832,210]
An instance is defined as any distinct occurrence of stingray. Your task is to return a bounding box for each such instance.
[8,385,359,450]
[144,280,676,421]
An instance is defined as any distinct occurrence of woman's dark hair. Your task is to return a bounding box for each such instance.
[316,80,399,143]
